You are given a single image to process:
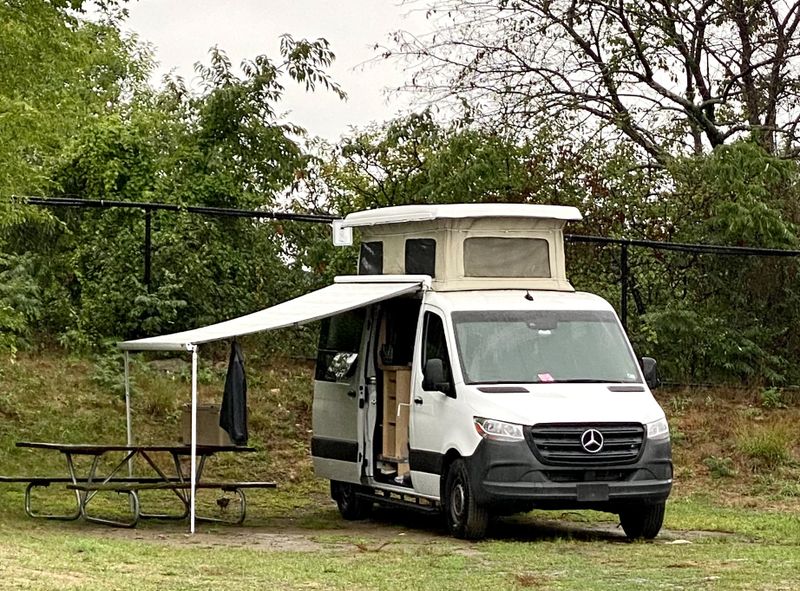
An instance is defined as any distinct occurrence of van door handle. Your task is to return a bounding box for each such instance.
[347,390,357,398]
[413,396,423,405]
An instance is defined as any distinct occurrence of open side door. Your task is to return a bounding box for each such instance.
[311,308,368,483]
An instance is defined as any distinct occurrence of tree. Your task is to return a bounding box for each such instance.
[20,37,346,345]
[390,0,800,164]
[0,1,144,352]
[0,0,145,197]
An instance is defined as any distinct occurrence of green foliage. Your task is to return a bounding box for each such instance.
[3,2,800,388]
[737,426,794,471]
[703,456,737,479]
[0,0,148,197]
[327,110,558,211]
[637,306,786,384]
[89,345,130,397]
[669,143,799,248]
[760,388,787,410]
[2,15,345,349]
[0,254,41,353]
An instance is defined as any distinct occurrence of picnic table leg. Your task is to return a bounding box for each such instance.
[23,481,81,521]
[81,489,141,529]
[135,450,190,520]
[71,450,142,528]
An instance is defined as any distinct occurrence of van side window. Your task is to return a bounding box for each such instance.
[464,237,551,278]
[422,312,453,391]
[405,238,436,277]
[359,241,383,275]
[315,310,365,382]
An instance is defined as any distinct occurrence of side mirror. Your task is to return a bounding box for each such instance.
[423,358,455,397]
[641,357,660,390]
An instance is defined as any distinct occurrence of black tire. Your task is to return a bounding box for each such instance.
[444,459,489,540]
[619,502,665,540]
[331,481,372,520]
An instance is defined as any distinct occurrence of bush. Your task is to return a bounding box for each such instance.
[760,387,786,410]
[0,254,42,354]
[703,455,737,478]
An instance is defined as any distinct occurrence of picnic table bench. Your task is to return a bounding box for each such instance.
[0,475,185,521]
[65,480,277,527]
[2,442,276,527]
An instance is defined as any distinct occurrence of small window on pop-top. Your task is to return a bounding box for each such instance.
[405,238,436,277]
[358,241,383,274]
[464,237,551,278]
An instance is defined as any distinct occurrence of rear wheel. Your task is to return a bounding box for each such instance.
[331,481,372,520]
[619,502,665,540]
[444,459,489,540]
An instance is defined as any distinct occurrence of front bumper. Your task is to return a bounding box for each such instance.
[466,437,672,511]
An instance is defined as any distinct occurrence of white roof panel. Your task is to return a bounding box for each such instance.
[341,203,582,228]
[119,279,424,351]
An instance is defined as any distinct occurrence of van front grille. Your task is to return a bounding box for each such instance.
[526,423,644,466]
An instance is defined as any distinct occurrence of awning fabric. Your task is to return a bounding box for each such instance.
[118,279,423,352]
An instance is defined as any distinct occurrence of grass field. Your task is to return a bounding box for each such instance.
[0,351,799,590]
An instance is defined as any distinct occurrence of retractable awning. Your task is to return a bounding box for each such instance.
[118,276,427,352]
[116,275,427,534]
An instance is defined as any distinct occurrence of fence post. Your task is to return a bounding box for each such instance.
[144,207,152,290]
[620,242,629,330]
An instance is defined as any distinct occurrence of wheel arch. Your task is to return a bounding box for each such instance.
[438,448,463,500]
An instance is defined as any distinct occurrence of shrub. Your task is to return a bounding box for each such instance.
[703,455,737,478]
[760,387,786,410]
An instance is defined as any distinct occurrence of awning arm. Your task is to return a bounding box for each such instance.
[190,344,198,534]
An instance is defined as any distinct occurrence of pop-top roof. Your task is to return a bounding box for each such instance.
[341,203,582,228]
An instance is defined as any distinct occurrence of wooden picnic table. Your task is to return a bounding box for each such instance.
[2,442,275,527]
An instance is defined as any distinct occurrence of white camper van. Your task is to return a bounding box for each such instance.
[311,204,672,540]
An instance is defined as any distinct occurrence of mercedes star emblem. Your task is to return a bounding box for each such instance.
[581,428,604,453]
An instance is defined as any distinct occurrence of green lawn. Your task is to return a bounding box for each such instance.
[1,352,799,590]
[0,484,798,590]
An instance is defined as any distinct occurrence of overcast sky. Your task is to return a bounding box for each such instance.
[122,0,430,141]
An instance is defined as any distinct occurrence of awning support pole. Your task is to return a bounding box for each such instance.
[124,351,132,474]
[190,345,198,534]
[124,351,135,511]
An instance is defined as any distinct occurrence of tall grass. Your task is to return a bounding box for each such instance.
[736,424,795,471]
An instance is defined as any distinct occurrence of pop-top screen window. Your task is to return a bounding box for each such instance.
[464,237,551,278]
[359,241,383,275]
[405,238,436,277]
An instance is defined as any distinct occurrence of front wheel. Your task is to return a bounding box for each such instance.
[331,481,372,520]
[444,458,489,540]
[619,502,665,540]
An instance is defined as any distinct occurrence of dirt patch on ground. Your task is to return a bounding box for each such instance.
[89,511,732,554]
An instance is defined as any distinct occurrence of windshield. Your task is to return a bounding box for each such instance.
[452,310,641,385]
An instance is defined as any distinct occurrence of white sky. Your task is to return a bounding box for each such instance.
[122,0,431,142]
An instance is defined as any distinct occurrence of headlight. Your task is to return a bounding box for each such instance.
[474,417,524,442]
[646,417,670,441]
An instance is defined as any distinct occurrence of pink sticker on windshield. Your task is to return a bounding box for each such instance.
[538,373,554,382]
